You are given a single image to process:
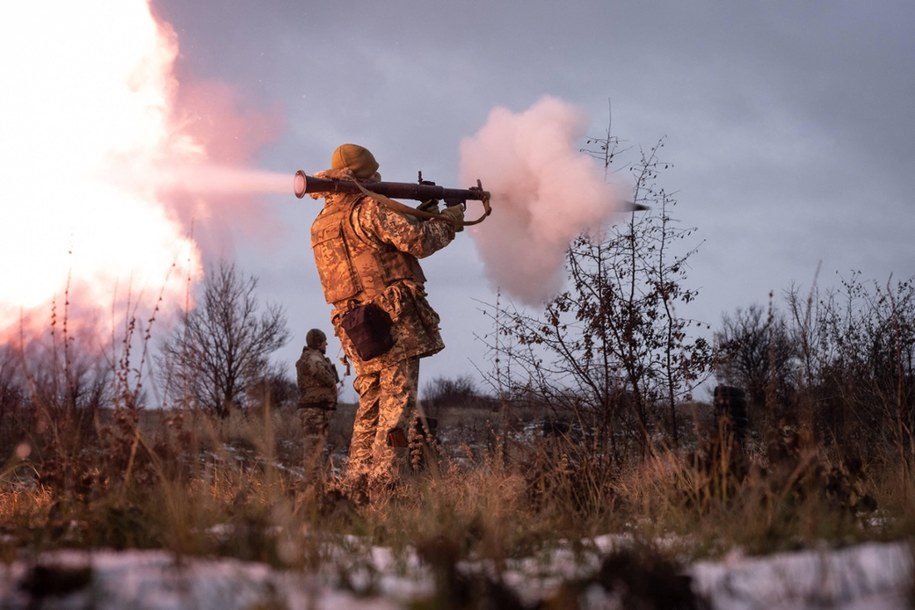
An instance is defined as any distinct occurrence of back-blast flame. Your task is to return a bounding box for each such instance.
[0,1,286,346]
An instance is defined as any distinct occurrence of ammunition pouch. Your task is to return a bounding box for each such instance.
[341,302,394,361]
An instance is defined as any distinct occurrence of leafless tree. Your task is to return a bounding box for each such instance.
[159,260,290,417]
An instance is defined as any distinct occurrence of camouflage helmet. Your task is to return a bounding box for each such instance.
[331,143,379,179]
[306,328,327,349]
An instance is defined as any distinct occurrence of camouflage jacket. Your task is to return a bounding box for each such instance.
[310,171,455,373]
[295,346,338,408]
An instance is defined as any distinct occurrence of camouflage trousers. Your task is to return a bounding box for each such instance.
[298,406,332,462]
[296,406,335,502]
[346,356,423,492]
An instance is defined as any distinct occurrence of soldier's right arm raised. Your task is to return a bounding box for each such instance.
[355,197,455,259]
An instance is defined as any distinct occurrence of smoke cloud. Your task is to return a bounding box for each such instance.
[459,96,624,306]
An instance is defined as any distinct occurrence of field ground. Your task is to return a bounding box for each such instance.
[2,400,913,608]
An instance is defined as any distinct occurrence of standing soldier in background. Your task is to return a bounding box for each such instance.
[308,143,464,504]
[296,328,339,449]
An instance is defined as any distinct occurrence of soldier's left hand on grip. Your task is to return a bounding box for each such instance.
[417,199,441,214]
[441,205,465,232]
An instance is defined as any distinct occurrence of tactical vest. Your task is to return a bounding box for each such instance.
[311,195,426,305]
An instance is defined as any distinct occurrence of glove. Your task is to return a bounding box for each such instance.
[417,199,441,214]
[440,205,465,232]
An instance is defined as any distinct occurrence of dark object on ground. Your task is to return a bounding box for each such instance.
[20,563,94,598]
[713,385,748,446]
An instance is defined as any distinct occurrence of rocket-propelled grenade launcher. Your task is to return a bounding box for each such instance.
[294,170,493,225]
[294,170,490,205]
[293,170,648,220]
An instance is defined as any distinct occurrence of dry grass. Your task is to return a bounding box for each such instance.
[1,389,912,610]
[2,394,908,557]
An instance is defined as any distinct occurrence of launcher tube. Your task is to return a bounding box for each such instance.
[293,170,490,205]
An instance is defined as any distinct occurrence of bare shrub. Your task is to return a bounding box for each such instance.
[716,273,915,473]
[247,363,298,412]
[714,301,797,433]
[422,375,491,418]
[478,134,710,461]
[798,274,915,468]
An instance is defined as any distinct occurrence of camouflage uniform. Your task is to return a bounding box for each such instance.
[295,344,339,441]
[310,166,455,494]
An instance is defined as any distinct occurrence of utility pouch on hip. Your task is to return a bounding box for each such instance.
[341,302,394,360]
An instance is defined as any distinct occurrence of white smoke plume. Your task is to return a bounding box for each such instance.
[459,96,624,306]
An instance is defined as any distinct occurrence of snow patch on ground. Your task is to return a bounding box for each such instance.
[0,540,910,609]
[690,541,913,610]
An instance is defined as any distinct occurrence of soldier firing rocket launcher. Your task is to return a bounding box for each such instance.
[294,170,493,226]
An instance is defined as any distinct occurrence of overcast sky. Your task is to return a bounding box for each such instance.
[34,1,915,400]
[145,0,915,399]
